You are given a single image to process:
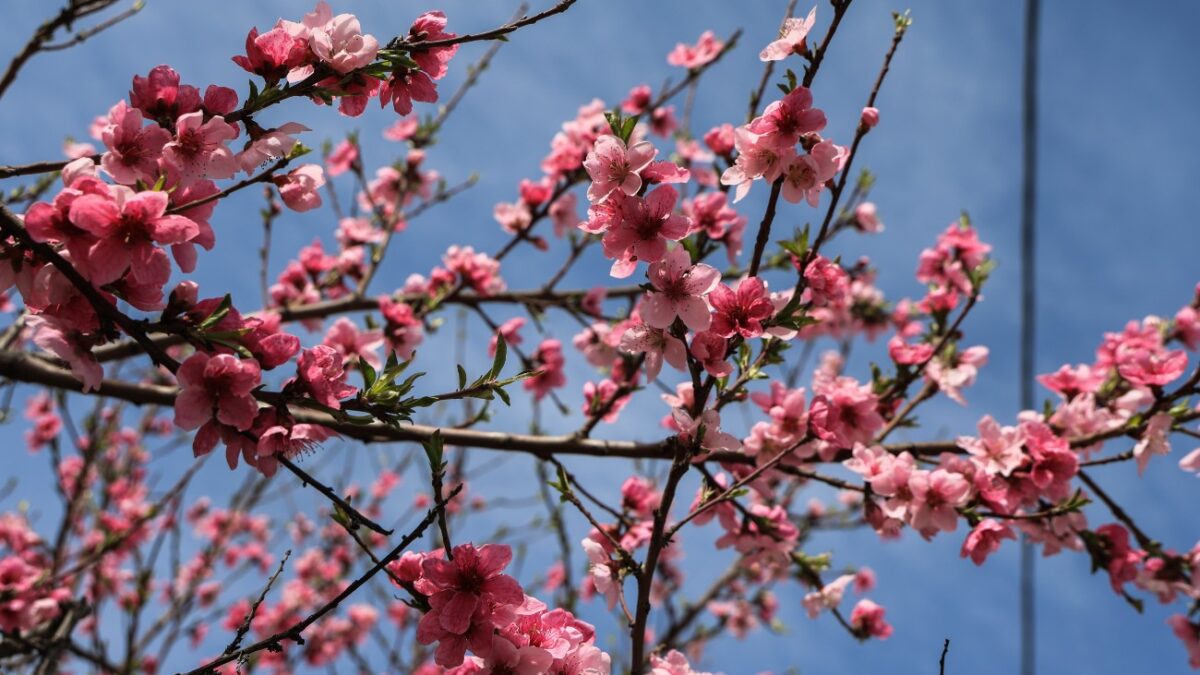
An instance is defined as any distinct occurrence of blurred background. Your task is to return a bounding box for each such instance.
[1,1,1198,672]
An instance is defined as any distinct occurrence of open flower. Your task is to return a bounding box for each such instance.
[759,7,817,61]
[583,134,656,203]
[641,246,720,332]
[173,353,261,432]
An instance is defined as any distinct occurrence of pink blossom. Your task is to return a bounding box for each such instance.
[748,87,826,149]
[237,122,309,174]
[524,339,566,400]
[27,315,103,392]
[861,106,880,128]
[162,112,238,186]
[583,379,630,423]
[810,376,883,448]
[621,84,652,114]
[925,345,988,405]
[960,518,1016,565]
[849,599,893,639]
[99,101,170,185]
[310,12,378,73]
[649,650,713,675]
[583,135,657,203]
[719,127,791,202]
[709,277,773,339]
[759,7,817,61]
[489,317,525,358]
[274,164,326,212]
[129,65,201,121]
[704,123,735,155]
[380,68,438,116]
[379,296,424,359]
[854,201,884,232]
[69,187,200,287]
[641,246,720,332]
[174,353,261,432]
[689,331,731,377]
[1117,348,1188,387]
[325,139,358,176]
[600,185,690,278]
[888,335,933,365]
[384,116,419,141]
[1037,363,1106,398]
[1179,447,1200,476]
[802,574,853,618]
[407,11,459,80]
[295,345,357,409]
[958,415,1025,477]
[1133,412,1174,476]
[672,408,740,452]
[780,139,844,206]
[803,255,849,306]
[581,537,620,610]
[1169,615,1200,668]
[667,30,724,69]
[909,469,972,537]
[620,324,686,381]
[232,26,309,81]
[419,544,524,635]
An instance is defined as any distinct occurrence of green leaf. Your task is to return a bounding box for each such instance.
[457,364,468,389]
[422,430,444,469]
[490,334,508,379]
[359,359,377,390]
[198,294,233,330]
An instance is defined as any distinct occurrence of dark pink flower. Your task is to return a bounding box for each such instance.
[709,277,773,339]
[961,519,1016,565]
[295,345,357,409]
[232,26,310,82]
[419,544,524,635]
[600,185,691,278]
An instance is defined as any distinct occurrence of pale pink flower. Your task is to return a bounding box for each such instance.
[325,138,358,176]
[908,469,972,537]
[961,519,1016,565]
[958,415,1025,477]
[27,315,103,392]
[581,537,620,610]
[583,135,656,203]
[649,650,713,675]
[601,185,690,278]
[274,164,325,212]
[1133,412,1174,476]
[162,112,238,186]
[719,127,792,202]
[759,7,817,61]
[854,201,884,232]
[748,87,826,149]
[925,345,988,405]
[99,101,170,185]
[489,317,525,358]
[310,13,378,73]
[383,116,419,141]
[641,246,720,332]
[1179,447,1200,477]
[802,574,853,618]
[666,30,724,69]
[620,323,686,381]
[237,122,309,174]
[1117,348,1188,388]
[780,139,844,206]
[672,408,740,452]
[888,335,933,365]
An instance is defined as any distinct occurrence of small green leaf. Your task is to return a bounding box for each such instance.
[198,294,233,330]
[490,334,508,379]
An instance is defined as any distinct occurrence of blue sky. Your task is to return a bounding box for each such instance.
[2,1,1198,673]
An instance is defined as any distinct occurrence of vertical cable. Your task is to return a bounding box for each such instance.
[1019,1,1040,674]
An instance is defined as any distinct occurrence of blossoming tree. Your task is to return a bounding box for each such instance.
[1,1,1199,673]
